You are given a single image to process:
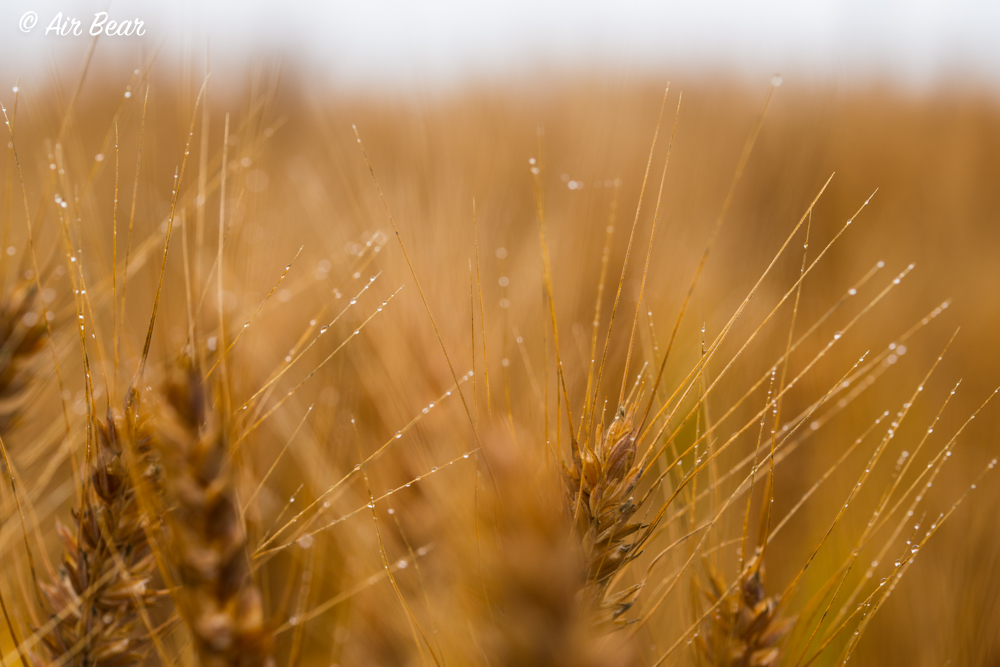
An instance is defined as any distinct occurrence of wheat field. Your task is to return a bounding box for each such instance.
[0,54,998,666]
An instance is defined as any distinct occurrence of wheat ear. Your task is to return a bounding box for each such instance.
[151,358,273,667]
[563,399,647,627]
[695,551,793,667]
[36,407,162,666]
[0,280,48,432]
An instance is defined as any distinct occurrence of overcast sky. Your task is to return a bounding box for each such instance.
[2,1,999,90]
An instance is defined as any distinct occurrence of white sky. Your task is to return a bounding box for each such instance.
[1,1,999,90]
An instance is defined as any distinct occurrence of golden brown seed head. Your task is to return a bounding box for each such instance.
[696,558,794,667]
[152,359,273,667]
[0,281,48,432]
[36,409,162,667]
[467,436,638,666]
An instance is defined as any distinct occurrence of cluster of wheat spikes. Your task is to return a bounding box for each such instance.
[0,60,995,666]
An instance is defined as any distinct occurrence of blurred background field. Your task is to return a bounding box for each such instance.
[2,8,1000,664]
